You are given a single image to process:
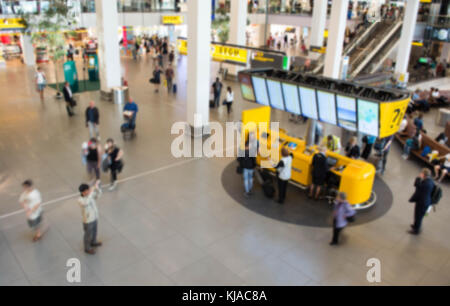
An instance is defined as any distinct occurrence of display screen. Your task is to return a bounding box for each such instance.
[266,80,285,111]
[238,73,255,101]
[317,91,337,125]
[358,99,379,137]
[282,83,301,115]
[298,87,318,120]
[336,95,357,131]
[252,76,270,106]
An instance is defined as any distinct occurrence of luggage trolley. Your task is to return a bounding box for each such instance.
[121,111,136,140]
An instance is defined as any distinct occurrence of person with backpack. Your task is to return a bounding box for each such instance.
[409,168,435,235]
[330,192,355,246]
[273,147,293,204]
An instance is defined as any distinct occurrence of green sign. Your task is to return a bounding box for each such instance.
[63,61,79,93]
[88,54,99,82]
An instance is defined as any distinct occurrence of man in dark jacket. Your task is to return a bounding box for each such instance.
[212,78,223,108]
[409,168,435,235]
[309,146,328,200]
[237,142,257,197]
[85,101,100,139]
[62,82,75,117]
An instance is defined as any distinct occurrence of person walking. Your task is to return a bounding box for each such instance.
[105,139,123,191]
[273,147,293,204]
[237,141,257,198]
[212,77,223,108]
[62,82,75,117]
[35,67,46,102]
[78,181,103,255]
[85,101,100,139]
[86,138,102,182]
[19,180,47,242]
[165,64,175,95]
[330,192,355,246]
[225,86,234,115]
[309,146,328,200]
[408,169,435,235]
[150,64,162,93]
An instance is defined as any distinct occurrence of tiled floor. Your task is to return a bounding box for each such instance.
[0,55,449,286]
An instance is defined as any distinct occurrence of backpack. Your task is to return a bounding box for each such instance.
[431,184,442,206]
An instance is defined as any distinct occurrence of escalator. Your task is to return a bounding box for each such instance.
[349,19,403,78]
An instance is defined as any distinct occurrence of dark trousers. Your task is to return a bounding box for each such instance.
[412,204,427,233]
[331,219,343,244]
[83,220,98,252]
[361,143,373,160]
[65,101,74,116]
[277,178,288,203]
[110,162,120,183]
[378,150,390,174]
[226,102,232,114]
[167,79,173,94]
[214,93,220,108]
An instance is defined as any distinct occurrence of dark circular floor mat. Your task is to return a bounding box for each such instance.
[221,162,393,228]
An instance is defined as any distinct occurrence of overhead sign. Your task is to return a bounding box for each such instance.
[162,16,184,25]
[177,38,248,66]
[379,99,409,138]
[0,18,25,30]
[250,51,289,70]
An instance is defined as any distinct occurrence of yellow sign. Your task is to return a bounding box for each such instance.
[379,98,410,138]
[324,30,328,38]
[177,39,248,66]
[412,41,424,47]
[311,46,326,54]
[0,18,25,29]
[162,16,184,25]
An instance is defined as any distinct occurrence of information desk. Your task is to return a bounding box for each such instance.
[242,106,376,208]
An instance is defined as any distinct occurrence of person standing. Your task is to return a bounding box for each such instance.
[361,134,376,160]
[86,138,102,182]
[322,134,341,153]
[19,180,47,242]
[377,135,393,175]
[85,101,100,139]
[165,64,175,95]
[309,146,328,200]
[105,139,123,191]
[35,67,46,102]
[78,181,103,255]
[345,136,360,159]
[225,87,234,115]
[212,77,223,108]
[62,82,75,117]
[237,141,257,198]
[330,192,355,246]
[273,147,293,204]
[408,169,435,235]
[168,50,175,65]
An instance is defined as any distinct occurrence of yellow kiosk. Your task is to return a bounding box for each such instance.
[238,69,411,209]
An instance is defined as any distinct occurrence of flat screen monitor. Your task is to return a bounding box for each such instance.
[336,95,357,131]
[281,83,301,115]
[298,86,318,120]
[266,80,285,111]
[238,73,255,101]
[317,91,337,125]
[252,76,270,106]
[357,99,379,137]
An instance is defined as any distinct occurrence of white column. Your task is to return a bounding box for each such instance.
[187,0,212,134]
[394,0,420,82]
[95,0,122,93]
[21,35,36,66]
[229,0,247,46]
[309,0,327,49]
[323,0,349,78]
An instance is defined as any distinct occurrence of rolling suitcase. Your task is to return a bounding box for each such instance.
[173,84,177,94]
[255,169,275,199]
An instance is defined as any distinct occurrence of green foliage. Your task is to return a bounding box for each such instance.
[212,8,230,43]
[21,0,77,63]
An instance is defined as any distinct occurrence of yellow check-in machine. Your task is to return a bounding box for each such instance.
[242,106,376,208]
[238,69,411,209]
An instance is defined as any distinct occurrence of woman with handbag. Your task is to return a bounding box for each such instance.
[150,64,162,93]
[330,192,355,246]
[105,139,124,191]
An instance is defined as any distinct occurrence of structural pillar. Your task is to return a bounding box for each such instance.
[21,35,36,66]
[306,0,349,146]
[229,0,248,76]
[95,0,122,94]
[394,0,420,87]
[187,0,212,135]
[309,0,327,49]
[324,0,349,79]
